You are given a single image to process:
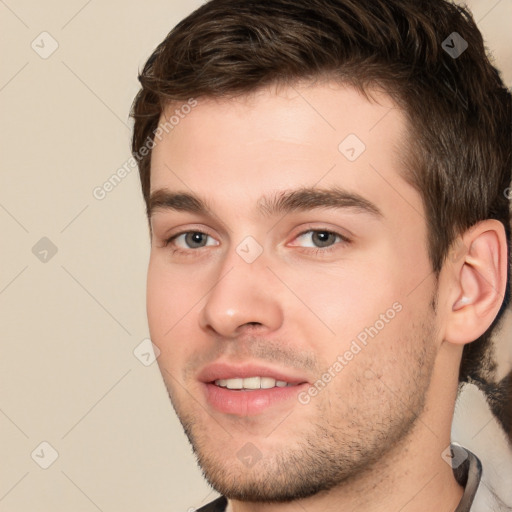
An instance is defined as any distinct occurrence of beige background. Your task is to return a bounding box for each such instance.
[1,1,510,511]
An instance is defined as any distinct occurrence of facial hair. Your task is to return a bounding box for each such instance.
[162,308,438,502]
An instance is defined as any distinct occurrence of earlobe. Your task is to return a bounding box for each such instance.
[444,221,508,345]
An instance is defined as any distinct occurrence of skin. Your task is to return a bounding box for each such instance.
[146,81,507,511]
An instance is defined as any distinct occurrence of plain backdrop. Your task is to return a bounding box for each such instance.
[1,1,511,511]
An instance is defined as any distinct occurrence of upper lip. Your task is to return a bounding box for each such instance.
[198,362,309,385]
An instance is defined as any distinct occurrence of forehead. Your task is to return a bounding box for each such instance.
[149,82,420,223]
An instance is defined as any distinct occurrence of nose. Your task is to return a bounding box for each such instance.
[198,249,284,339]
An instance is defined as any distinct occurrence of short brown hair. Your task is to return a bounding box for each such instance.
[130,0,511,383]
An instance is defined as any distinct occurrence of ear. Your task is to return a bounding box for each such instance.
[444,220,508,345]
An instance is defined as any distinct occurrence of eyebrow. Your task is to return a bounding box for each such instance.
[148,186,383,220]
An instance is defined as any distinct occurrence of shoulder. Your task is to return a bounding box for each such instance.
[452,382,512,509]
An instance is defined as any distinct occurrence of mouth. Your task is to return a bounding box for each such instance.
[198,363,310,416]
[213,376,299,390]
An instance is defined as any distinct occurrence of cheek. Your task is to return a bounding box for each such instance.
[146,262,170,338]
[146,260,202,358]
[293,263,399,339]
[318,308,427,412]
[288,260,421,382]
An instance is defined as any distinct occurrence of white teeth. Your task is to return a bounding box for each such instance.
[226,378,243,389]
[243,377,261,389]
[260,377,276,389]
[214,377,296,390]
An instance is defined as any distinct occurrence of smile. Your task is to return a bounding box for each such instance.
[214,377,299,390]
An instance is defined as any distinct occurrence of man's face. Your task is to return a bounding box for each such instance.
[147,82,440,501]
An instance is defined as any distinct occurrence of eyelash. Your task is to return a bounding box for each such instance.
[162,228,351,257]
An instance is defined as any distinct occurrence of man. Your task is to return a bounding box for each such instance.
[130,0,512,510]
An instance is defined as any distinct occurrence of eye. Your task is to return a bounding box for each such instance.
[291,228,350,254]
[164,230,218,253]
[161,227,350,257]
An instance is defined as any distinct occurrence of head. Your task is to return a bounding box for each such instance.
[130,0,511,503]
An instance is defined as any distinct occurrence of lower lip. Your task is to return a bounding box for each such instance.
[203,382,309,416]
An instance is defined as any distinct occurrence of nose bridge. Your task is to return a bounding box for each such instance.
[198,237,283,337]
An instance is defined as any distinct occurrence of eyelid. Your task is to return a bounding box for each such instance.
[162,223,215,239]
[162,226,218,248]
[289,223,352,244]
[285,229,350,255]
